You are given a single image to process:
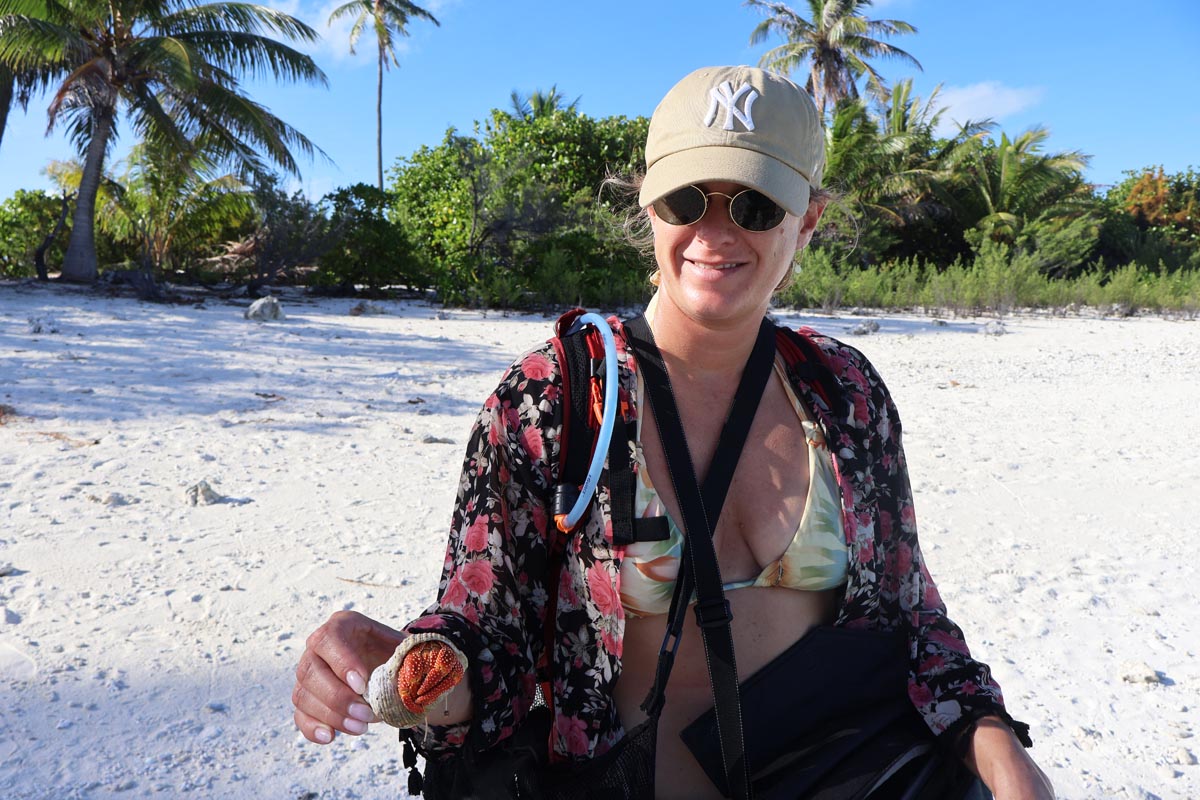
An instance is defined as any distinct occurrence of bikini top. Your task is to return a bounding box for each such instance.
[619,357,849,619]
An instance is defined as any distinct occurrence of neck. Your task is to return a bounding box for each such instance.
[644,294,768,381]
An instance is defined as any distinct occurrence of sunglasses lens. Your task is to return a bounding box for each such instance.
[730,190,787,231]
[653,186,707,226]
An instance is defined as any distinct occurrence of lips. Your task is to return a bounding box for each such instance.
[687,260,745,271]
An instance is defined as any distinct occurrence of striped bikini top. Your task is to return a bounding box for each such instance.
[619,357,849,619]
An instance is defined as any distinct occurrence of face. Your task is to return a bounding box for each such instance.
[648,181,823,329]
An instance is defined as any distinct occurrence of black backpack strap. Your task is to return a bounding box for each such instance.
[558,329,594,489]
[553,312,665,546]
[624,314,777,800]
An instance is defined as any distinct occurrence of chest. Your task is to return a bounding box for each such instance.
[635,373,815,582]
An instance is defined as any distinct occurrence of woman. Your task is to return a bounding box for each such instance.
[292,66,1054,799]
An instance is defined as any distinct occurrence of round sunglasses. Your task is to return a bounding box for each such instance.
[652,185,788,232]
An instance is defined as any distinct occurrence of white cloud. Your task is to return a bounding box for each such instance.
[932,81,1044,135]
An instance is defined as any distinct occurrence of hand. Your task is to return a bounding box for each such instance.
[293,610,405,744]
[967,716,1055,800]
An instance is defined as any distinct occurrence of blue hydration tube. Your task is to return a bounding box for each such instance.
[560,313,618,531]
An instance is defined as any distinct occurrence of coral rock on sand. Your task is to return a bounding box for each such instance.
[244,297,284,321]
[1119,661,1165,684]
[980,320,1008,336]
[87,492,139,507]
[27,316,60,334]
[349,301,387,316]
[184,480,226,506]
[849,320,881,335]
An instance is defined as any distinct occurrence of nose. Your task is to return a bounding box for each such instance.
[693,192,737,241]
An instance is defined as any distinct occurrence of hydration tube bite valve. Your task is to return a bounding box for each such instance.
[553,313,618,533]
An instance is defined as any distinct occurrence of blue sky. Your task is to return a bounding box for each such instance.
[2,0,1198,201]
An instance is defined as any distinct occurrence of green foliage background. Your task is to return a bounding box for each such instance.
[2,0,1197,316]
[388,110,651,307]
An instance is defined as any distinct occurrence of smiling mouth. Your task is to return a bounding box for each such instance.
[688,260,744,271]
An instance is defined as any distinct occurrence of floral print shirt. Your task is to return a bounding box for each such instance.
[401,317,1030,764]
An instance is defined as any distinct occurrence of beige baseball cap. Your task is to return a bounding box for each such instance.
[639,65,825,217]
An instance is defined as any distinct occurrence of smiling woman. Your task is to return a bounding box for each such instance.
[292,65,1054,800]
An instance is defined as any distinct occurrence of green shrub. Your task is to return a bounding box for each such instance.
[0,190,70,278]
[782,247,844,309]
[313,184,417,295]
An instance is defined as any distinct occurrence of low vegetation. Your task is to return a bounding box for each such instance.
[1,0,1195,316]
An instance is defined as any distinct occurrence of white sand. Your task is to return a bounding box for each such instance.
[1,282,1197,799]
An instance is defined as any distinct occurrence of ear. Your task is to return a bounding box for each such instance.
[793,196,828,252]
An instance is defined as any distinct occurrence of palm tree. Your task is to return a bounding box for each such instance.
[745,0,921,116]
[818,83,1001,266]
[935,127,1090,245]
[0,0,326,282]
[100,140,254,274]
[509,85,581,121]
[328,0,438,191]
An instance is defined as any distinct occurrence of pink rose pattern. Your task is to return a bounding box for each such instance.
[401,320,1028,766]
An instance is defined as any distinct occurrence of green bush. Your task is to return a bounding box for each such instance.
[313,184,417,295]
[388,107,649,308]
[774,237,1199,316]
[781,247,843,309]
[0,190,70,278]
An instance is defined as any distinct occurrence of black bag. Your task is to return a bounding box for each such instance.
[420,688,659,800]
[416,312,669,800]
[680,627,985,799]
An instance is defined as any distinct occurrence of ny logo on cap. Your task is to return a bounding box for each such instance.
[704,81,759,131]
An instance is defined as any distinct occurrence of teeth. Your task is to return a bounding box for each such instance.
[694,262,739,270]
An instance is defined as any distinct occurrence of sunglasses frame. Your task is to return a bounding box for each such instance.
[652,185,788,232]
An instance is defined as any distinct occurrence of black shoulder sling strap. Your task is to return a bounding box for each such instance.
[554,315,665,547]
[623,314,778,800]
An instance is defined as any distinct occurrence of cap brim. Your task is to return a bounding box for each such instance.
[639,145,812,218]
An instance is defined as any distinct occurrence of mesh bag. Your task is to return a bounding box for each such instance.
[541,717,657,800]
[421,707,657,800]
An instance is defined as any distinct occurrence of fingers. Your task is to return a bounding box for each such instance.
[308,610,404,691]
[293,611,401,744]
[293,649,378,741]
[303,611,369,694]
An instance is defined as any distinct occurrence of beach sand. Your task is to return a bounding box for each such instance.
[1,282,1197,799]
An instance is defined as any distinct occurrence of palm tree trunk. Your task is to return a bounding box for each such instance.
[808,67,824,117]
[0,67,14,155]
[61,104,116,283]
[376,46,384,191]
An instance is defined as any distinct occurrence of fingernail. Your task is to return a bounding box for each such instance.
[314,726,332,744]
[348,702,375,723]
[343,717,368,735]
[346,670,366,695]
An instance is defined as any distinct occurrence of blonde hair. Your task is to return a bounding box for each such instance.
[600,171,834,292]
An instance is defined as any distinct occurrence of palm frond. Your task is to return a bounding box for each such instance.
[169,29,327,86]
[158,3,321,44]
